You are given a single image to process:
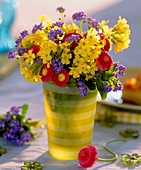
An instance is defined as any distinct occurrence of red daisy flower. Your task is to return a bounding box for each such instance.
[99,33,110,51]
[63,32,83,48]
[78,145,98,168]
[53,69,69,86]
[28,45,40,54]
[39,64,54,82]
[96,51,114,71]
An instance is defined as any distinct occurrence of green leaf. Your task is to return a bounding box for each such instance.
[57,48,63,56]
[21,104,29,123]
[85,80,96,91]
[96,80,107,100]
[32,64,42,75]
[99,89,107,100]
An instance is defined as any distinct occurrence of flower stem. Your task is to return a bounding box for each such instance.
[98,138,127,162]
[80,20,83,34]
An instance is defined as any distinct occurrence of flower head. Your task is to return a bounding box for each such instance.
[10,106,20,115]
[8,50,16,60]
[96,51,114,71]
[32,23,43,33]
[78,145,98,168]
[72,11,86,21]
[53,69,69,86]
[39,64,54,82]
[56,6,65,13]
[8,7,131,99]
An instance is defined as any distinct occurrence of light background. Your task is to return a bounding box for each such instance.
[11,0,141,67]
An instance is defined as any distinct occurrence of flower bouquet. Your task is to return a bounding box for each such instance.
[8,6,131,160]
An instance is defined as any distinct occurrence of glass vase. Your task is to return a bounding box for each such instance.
[0,0,16,53]
[43,82,97,160]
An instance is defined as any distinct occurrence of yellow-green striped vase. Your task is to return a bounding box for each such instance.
[43,82,98,160]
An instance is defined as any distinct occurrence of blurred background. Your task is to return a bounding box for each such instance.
[11,0,141,67]
[1,0,141,73]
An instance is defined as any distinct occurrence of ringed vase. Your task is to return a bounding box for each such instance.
[43,82,98,160]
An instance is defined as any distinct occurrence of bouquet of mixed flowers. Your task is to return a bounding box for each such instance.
[8,7,131,99]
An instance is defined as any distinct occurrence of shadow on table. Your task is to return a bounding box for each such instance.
[34,151,85,170]
[0,140,30,164]
[116,159,140,169]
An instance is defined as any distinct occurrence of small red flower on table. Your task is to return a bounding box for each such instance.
[96,51,114,71]
[78,145,98,168]
[53,69,69,86]
[40,64,54,82]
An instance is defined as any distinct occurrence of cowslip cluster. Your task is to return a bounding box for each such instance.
[0,105,33,146]
[8,7,130,99]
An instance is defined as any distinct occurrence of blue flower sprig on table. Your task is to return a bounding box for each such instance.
[0,104,43,146]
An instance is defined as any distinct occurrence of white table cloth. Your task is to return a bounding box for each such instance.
[0,68,141,170]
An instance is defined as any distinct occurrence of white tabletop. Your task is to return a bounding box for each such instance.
[0,67,141,170]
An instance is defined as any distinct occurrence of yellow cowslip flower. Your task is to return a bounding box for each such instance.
[38,39,57,65]
[100,25,112,38]
[59,41,71,52]
[61,52,72,65]
[99,20,109,27]
[111,16,131,52]
[74,30,103,62]
[19,65,31,81]
[73,55,85,66]
[21,34,33,48]
[28,30,48,48]
[38,15,53,27]
[114,39,130,53]
[40,53,52,65]
[81,65,91,75]
[69,67,80,78]
[23,50,36,65]
[89,62,98,75]
[29,74,42,82]
[38,15,48,22]
[85,74,93,81]
[62,22,80,34]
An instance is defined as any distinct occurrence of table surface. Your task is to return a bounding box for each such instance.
[0,67,141,170]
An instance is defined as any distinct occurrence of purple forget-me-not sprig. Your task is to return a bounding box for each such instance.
[52,57,64,73]
[48,28,63,41]
[77,80,88,96]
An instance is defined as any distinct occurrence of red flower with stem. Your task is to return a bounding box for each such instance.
[96,51,114,71]
[40,64,54,82]
[53,69,69,86]
[78,145,98,168]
